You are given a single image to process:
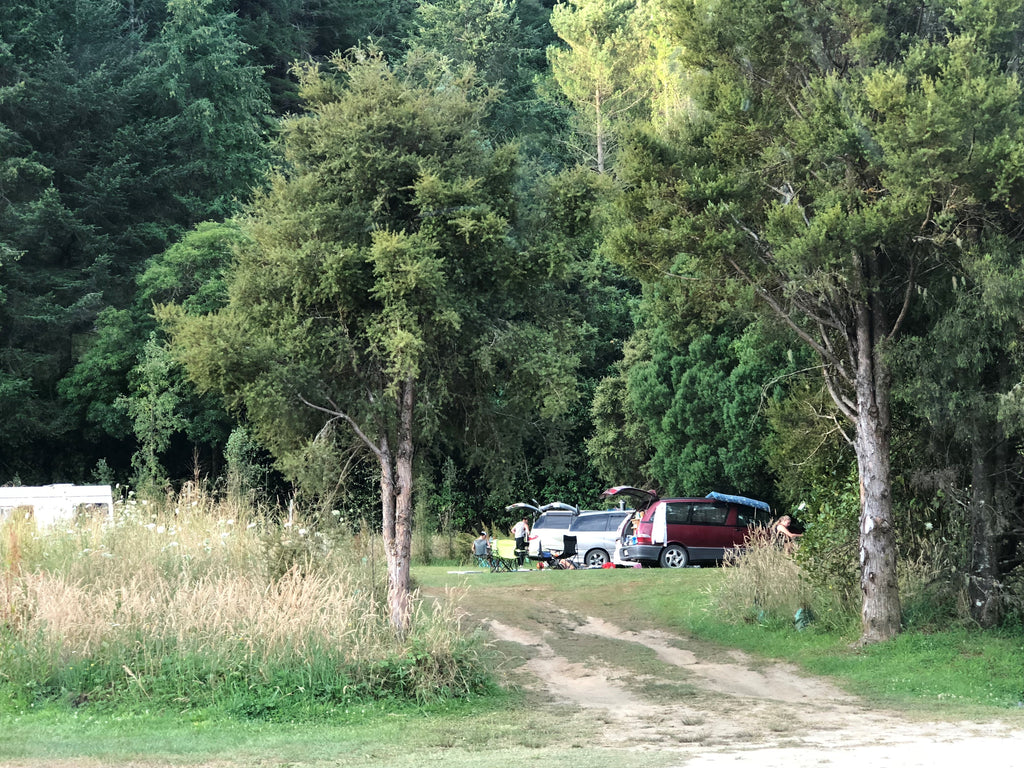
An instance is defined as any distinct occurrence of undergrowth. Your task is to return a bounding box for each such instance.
[0,487,493,720]
[711,523,985,635]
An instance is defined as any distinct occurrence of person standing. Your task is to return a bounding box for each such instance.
[774,515,802,555]
[512,517,530,566]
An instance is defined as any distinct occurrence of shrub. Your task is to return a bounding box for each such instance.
[898,521,971,630]
[711,527,849,631]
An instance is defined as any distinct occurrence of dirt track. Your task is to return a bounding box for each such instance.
[481,605,1024,766]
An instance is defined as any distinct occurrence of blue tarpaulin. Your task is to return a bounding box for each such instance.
[705,491,771,513]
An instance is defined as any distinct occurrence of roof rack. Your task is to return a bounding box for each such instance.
[705,491,771,513]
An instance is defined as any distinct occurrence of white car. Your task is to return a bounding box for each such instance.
[505,500,579,557]
[568,510,632,567]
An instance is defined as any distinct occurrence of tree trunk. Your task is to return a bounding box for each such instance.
[852,288,901,644]
[379,377,416,636]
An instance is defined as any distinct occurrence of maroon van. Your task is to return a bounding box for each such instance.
[601,487,772,568]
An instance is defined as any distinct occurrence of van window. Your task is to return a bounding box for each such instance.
[665,502,690,525]
[572,514,610,532]
[735,505,772,528]
[690,503,728,525]
[535,512,574,529]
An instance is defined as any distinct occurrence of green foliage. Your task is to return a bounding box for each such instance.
[793,473,862,618]
[224,426,273,503]
[546,0,655,172]
[589,300,799,497]
[581,352,649,491]
[407,0,554,139]
[61,222,248,484]
[161,49,587,505]
[0,0,270,482]
[231,0,419,113]
[629,318,796,498]
[119,335,187,496]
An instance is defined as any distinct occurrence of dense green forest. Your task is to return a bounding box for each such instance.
[5,0,1024,636]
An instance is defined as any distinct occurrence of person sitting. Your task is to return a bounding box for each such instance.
[472,531,490,566]
[539,546,576,569]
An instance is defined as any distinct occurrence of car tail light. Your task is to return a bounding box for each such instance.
[635,522,652,545]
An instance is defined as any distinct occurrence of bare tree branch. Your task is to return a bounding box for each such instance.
[297,393,382,460]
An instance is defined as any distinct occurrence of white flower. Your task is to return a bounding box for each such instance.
[924,522,933,531]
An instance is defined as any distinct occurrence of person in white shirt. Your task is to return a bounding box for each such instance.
[512,518,530,566]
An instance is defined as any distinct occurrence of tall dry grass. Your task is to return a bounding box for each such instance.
[710,527,836,628]
[713,525,968,632]
[0,486,489,715]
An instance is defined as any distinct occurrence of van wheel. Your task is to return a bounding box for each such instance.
[660,544,688,568]
[584,549,609,567]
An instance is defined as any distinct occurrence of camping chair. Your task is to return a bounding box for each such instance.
[533,535,578,569]
[489,539,519,572]
[550,535,578,569]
